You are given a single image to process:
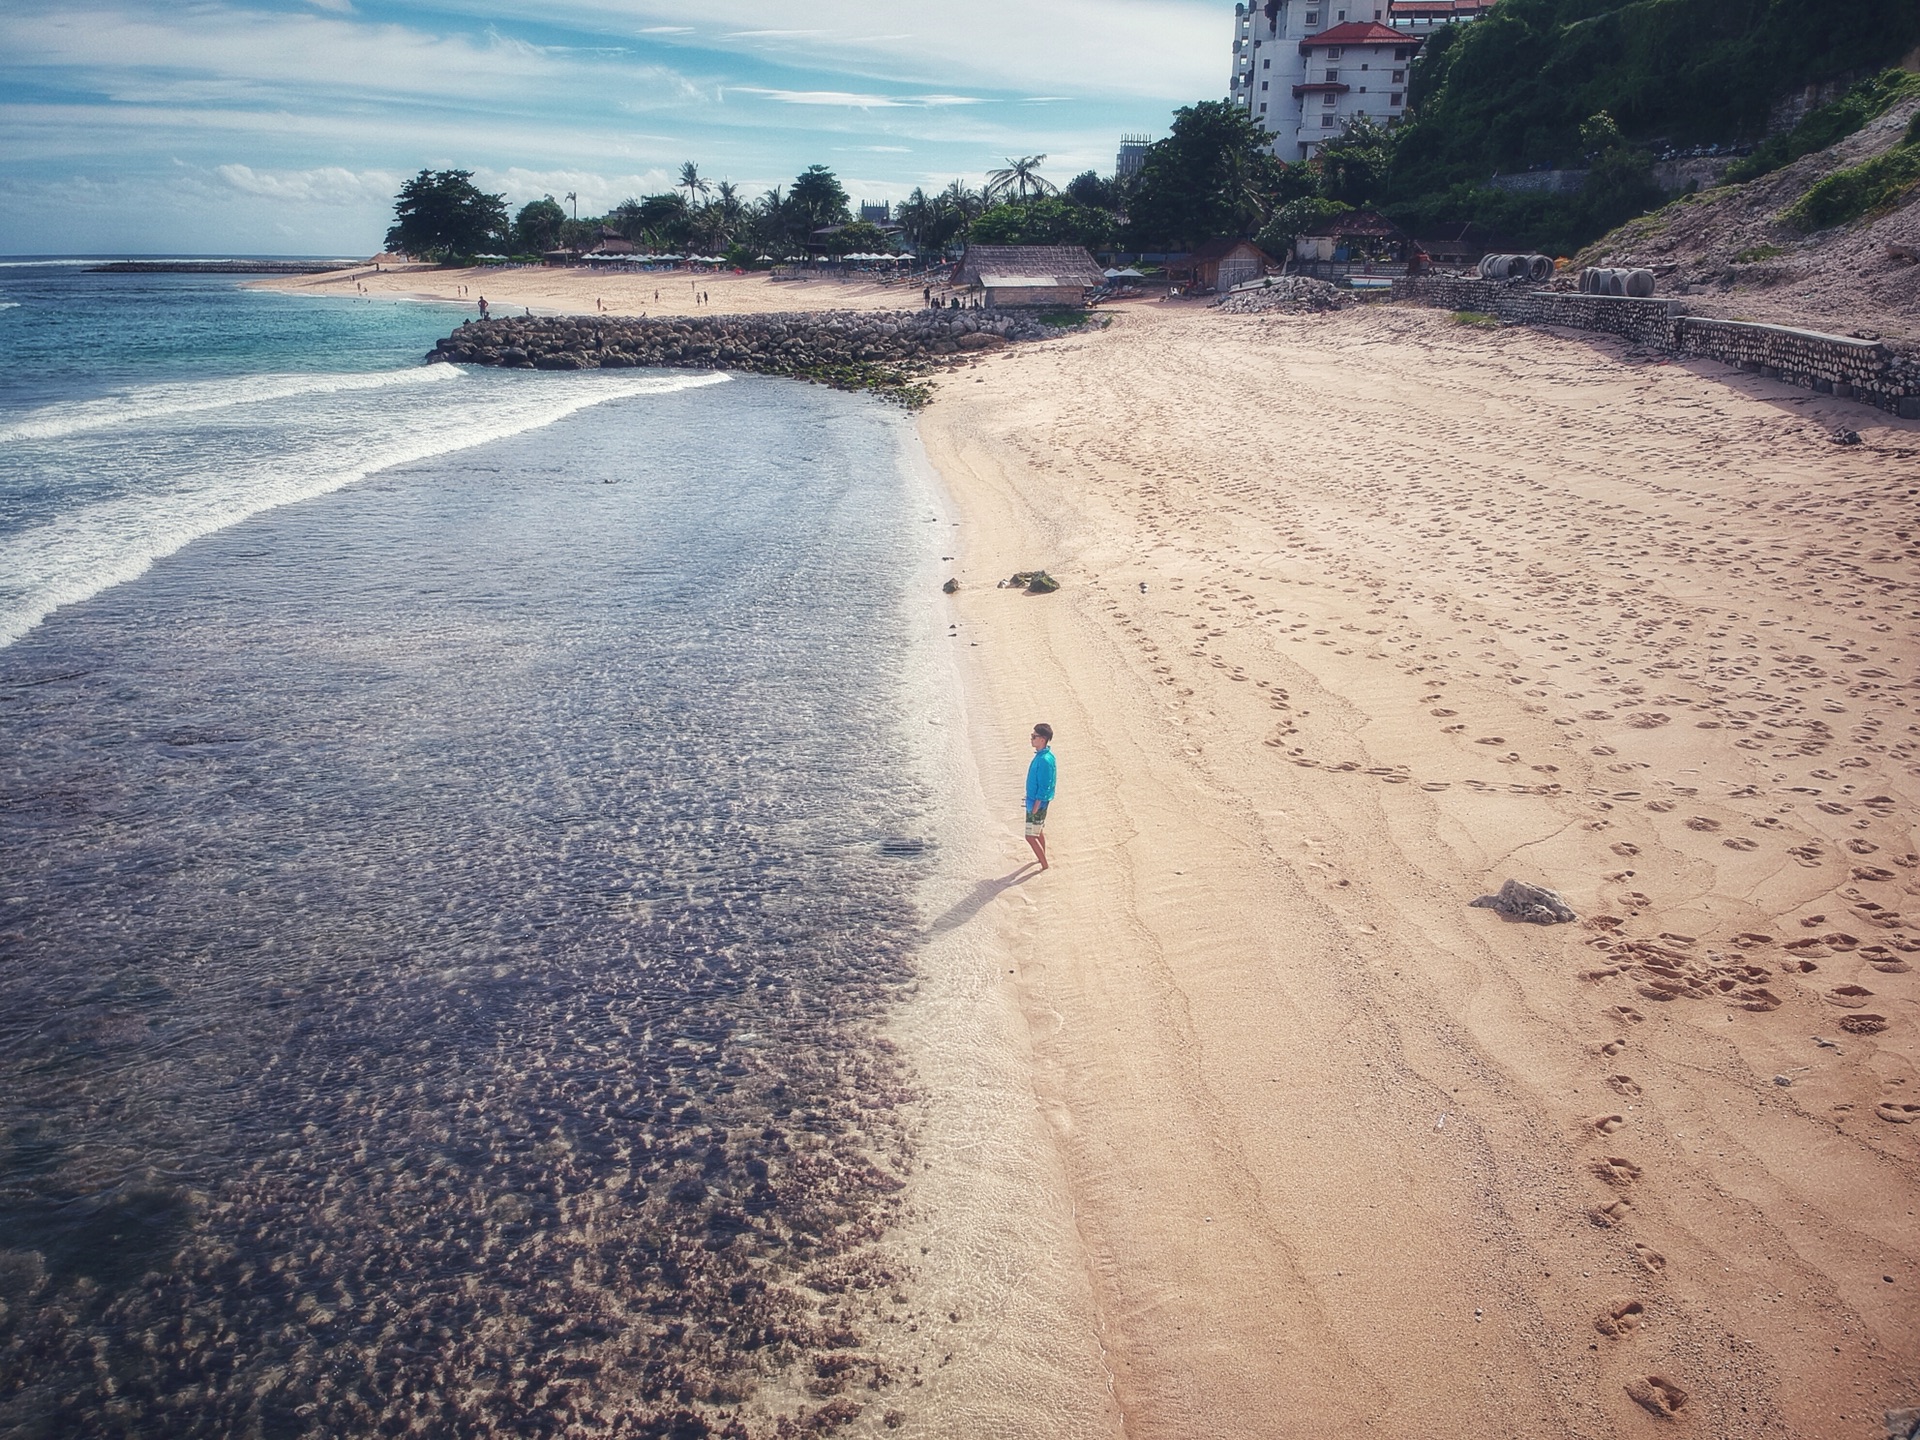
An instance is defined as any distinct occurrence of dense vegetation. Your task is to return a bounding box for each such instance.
[1727,68,1920,182]
[1783,107,1920,230]
[389,0,1920,267]
[1380,0,1920,250]
[1394,0,1920,186]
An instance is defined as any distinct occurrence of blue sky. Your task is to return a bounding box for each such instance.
[0,0,1229,255]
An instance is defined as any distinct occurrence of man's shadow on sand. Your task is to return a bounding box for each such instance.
[925,865,1039,936]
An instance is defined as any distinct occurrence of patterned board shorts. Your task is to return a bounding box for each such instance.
[1024,801,1049,837]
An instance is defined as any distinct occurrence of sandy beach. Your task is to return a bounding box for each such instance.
[910,302,1919,1438]
[261,261,948,319]
[260,262,1920,1433]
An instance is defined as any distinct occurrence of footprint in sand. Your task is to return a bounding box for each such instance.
[1608,1006,1646,1025]
[1593,1297,1646,1338]
[1626,1375,1688,1417]
[1723,836,1761,851]
[1589,1199,1632,1228]
[1592,1114,1627,1135]
[1608,1075,1644,1098]
[1864,951,1912,974]
[1610,842,1640,857]
[1685,817,1720,832]
[1840,1013,1888,1035]
[1780,958,1820,974]
[1591,1156,1643,1187]
[1826,985,1875,1008]
[1601,1039,1629,1057]
[1877,1100,1920,1124]
[1632,1243,1667,1274]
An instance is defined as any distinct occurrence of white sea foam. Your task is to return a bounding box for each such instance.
[0,369,730,649]
[0,363,461,443]
[0,301,19,310]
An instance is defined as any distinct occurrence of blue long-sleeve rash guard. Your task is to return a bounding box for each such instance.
[1026,747,1057,807]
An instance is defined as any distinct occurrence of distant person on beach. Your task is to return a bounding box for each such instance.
[478,296,488,319]
[1025,723,1056,870]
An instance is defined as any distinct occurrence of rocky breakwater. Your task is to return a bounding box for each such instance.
[428,309,1055,405]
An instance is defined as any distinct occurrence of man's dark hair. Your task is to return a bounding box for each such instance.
[1032,723,1053,742]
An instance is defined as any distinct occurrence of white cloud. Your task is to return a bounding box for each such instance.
[736,88,985,109]
[215,163,397,205]
[455,0,1225,101]
[0,4,705,112]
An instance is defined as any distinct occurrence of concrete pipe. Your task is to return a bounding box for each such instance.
[1527,254,1554,283]
[1607,268,1629,296]
[1623,267,1656,298]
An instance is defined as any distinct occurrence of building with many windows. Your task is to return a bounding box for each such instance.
[1231,2,1422,160]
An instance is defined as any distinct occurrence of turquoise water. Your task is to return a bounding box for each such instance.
[0,265,938,1437]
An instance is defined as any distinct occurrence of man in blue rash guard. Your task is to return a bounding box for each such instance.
[1024,723,1057,870]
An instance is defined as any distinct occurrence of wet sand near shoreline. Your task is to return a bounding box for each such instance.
[916,302,1919,1438]
[260,262,945,320]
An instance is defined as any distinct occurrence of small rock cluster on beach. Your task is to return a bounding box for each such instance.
[1209,277,1350,314]
[429,309,1052,381]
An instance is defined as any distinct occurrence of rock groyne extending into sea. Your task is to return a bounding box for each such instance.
[429,308,1058,402]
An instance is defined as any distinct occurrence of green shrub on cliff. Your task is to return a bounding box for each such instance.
[1727,69,1920,183]
[1783,130,1920,230]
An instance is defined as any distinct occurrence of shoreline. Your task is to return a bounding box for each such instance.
[913,302,1918,1436]
[254,262,960,322]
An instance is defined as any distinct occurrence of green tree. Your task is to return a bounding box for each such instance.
[1064,171,1123,211]
[513,196,567,253]
[385,169,507,259]
[1579,110,1622,156]
[609,194,691,250]
[985,155,1059,202]
[1255,196,1353,256]
[678,161,711,209]
[1315,117,1393,206]
[824,219,890,256]
[969,197,1113,248]
[789,164,852,235]
[1126,100,1285,248]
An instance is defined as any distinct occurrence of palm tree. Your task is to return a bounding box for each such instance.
[896,186,934,248]
[984,156,1058,203]
[678,161,710,209]
[938,179,983,221]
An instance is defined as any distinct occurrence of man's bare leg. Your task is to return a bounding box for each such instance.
[1026,834,1048,870]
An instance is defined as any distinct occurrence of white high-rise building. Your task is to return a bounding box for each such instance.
[1231,0,1481,161]
[1231,1,1422,160]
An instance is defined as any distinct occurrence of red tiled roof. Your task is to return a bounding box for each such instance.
[1301,20,1416,50]
[1390,0,1489,15]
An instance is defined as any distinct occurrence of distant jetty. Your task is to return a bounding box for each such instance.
[87,260,358,275]
[429,308,1063,403]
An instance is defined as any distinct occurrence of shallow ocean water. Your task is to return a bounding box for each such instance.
[0,365,939,1437]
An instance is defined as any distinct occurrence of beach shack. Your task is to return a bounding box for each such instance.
[1408,221,1502,272]
[1176,238,1272,293]
[1293,209,1410,269]
[951,245,1105,308]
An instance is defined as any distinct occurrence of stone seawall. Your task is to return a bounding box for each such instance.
[428,309,1049,384]
[1393,277,1920,417]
